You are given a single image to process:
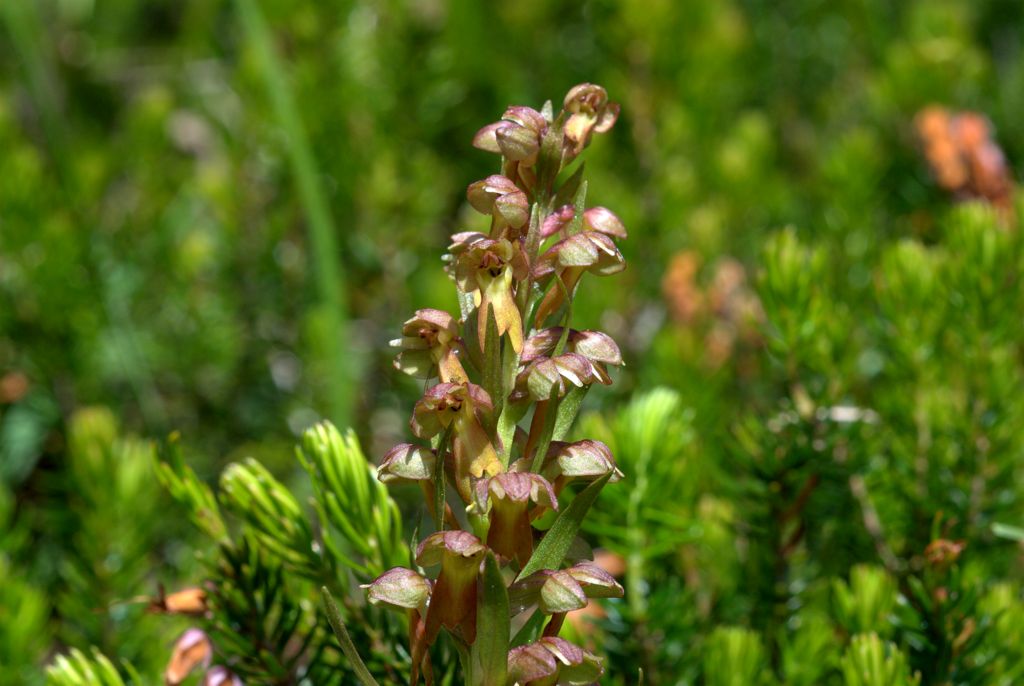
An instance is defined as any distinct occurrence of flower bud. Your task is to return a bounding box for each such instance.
[521,328,623,385]
[509,561,622,615]
[378,443,436,483]
[582,206,627,239]
[165,628,212,686]
[539,570,588,614]
[533,231,625,324]
[564,560,623,598]
[363,567,432,612]
[540,205,575,238]
[541,439,623,485]
[512,353,597,403]
[507,637,604,685]
[473,106,547,166]
[466,175,529,229]
[472,122,506,154]
[497,123,541,163]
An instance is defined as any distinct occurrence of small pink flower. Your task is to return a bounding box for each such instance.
[562,83,619,158]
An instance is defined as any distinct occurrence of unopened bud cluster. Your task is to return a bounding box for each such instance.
[371,84,627,684]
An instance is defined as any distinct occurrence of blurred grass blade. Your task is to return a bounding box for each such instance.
[993,522,1024,542]
[235,0,353,427]
[517,473,611,579]
[473,552,510,685]
[320,587,380,686]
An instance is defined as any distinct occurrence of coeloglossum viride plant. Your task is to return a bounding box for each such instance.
[348,83,628,685]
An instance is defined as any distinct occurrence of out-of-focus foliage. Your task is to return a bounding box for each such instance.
[3,0,1024,683]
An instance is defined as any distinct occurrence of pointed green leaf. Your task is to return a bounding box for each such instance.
[321,587,381,686]
[568,179,588,235]
[473,552,510,685]
[553,386,588,441]
[433,426,451,531]
[530,384,562,474]
[517,473,612,580]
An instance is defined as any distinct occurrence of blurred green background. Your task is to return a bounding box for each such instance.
[3,0,1024,682]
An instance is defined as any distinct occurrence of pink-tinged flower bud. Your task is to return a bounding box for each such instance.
[507,641,559,685]
[564,560,623,598]
[507,637,604,685]
[416,531,488,644]
[509,562,623,615]
[540,439,623,488]
[582,206,627,239]
[497,123,541,163]
[410,382,501,501]
[539,570,588,614]
[379,443,459,528]
[449,234,529,354]
[520,328,563,364]
[511,353,598,403]
[473,107,548,168]
[533,231,625,325]
[391,308,466,382]
[472,122,506,154]
[503,106,548,133]
[474,472,558,567]
[540,205,576,238]
[363,567,432,612]
[568,330,622,366]
[535,232,625,277]
[466,175,529,229]
[165,628,213,686]
[521,328,623,384]
[563,83,620,158]
[378,443,436,483]
[203,667,243,686]
[569,329,622,384]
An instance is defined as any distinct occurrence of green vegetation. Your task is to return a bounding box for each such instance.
[3,0,1024,684]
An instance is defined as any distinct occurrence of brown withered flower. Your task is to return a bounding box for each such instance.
[148,586,208,617]
[164,628,213,686]
[915,105,1015,221]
